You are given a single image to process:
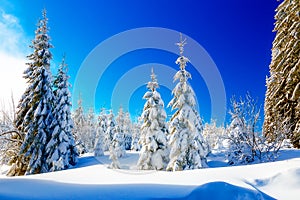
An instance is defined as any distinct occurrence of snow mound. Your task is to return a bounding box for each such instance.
[187,182,274,200]
[251,167,300,200]
[0,179,273,200]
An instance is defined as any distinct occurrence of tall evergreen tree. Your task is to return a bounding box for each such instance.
[8,9,55,175]
[45,57,78,171]
[137,68,169,170]
[167,34,209,171]
[263,0,300,148]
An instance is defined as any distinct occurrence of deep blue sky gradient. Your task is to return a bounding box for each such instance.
[2,0,279,125]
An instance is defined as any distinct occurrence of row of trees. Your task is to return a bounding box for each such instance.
[69,35,210,171]
[72,102,137,155]
[68,91,290,171]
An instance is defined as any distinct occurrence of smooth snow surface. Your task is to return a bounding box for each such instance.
[0,150,300,199]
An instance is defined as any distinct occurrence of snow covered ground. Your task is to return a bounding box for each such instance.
[0,149,299,200]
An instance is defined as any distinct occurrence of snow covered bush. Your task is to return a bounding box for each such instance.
[226,94,286,165]
[137,69,169,170]
[226,113,254,165]
[0,98,19,166]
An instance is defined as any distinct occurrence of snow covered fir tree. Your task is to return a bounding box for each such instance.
[124,112,133,150]
[105,109,116,151]
[72,96,88,154]
[166,34,209,171]
[45,57,78,171]
[8,10,56,175]
[7,10,76,176]
[111,107,126,158]
[263,0,300,148]
[6,10,78,176]
[131,120,142,151]
[94,108,107,157]
[137,68,169,170]
[85,108,98,152]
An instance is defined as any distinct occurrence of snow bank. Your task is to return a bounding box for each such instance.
[0,150,299,199]
[0,180,274,200]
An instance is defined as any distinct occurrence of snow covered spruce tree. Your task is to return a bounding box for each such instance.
[94,108,107,156]
[264,0,300,148]
[124,112,132,150]
[8,10,55,175]
[45,57,78,171]
[105,109,116,151]
[112,107,126,158]
[137,68,169,170]
[131,120,142,151]
[72,97,88,154]
[166,34,209,171]
[85,108,97,152]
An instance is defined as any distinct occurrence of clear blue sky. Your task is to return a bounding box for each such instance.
[1,0,279,125]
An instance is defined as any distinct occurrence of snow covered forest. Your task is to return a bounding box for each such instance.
[0,0,300,199]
